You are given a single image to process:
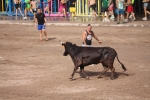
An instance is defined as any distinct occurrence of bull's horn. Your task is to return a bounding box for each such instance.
[59,40,64,44]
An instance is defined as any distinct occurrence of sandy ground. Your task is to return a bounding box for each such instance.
[0,25,150,100]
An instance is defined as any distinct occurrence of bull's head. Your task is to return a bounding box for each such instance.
[59,40,69,56]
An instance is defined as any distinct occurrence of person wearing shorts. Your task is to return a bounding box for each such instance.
[44,0,51,16]
[35,8,48,41]
[116,0,125,24]
[89,0,98,18]
[124,0,136,22]
[108,0,115,20]
[13,0,24,17]
[101,0,109,20]
[142,0,150,20]
[69,0,76,19]
[31,0,38,21]
[24,0,31,19]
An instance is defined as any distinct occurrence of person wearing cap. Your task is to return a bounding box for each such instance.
[82,24,102,47]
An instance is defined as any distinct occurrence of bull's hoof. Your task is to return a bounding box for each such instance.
[97,76,102,79]
[86,76,89,80]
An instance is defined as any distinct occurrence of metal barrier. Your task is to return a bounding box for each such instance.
[42,0,70,16]
[0,0,101,16]
[76,0,101,16]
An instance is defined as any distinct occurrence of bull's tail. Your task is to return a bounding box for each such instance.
[116,53,127,71]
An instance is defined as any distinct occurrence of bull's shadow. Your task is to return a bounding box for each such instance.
[48,37,56,41]
[76,71,129,79]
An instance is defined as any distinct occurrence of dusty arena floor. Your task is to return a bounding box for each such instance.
[0,25,150,100]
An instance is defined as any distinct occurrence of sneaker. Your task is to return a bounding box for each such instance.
[142,17,147,21]
[124,19,128,22]
[133,18,136,21]
[117,22,120,24]
[106,19,110,22]
[110,15,115,19]
[23,17,26,20]
[122,22,125,24]
[129,14,132,19]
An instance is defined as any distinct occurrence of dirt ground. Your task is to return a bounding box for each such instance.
[0,25,150,100]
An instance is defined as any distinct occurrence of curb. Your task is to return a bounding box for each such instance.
[0,21,150,27]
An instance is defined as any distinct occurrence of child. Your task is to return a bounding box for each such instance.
[116,0,125,24]
[108,0,115,20]
[124,0,136,22]
[69,0,76,19]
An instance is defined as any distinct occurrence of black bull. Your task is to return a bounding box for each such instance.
[61,42,127,80]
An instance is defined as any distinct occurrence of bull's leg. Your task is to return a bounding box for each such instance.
[70,66,79,79]
[81,68,89,80]
[109,67,115,80]
[79,65,84,78]
[97,67,109,78]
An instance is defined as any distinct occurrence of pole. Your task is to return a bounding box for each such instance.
[2,0,4,12]
[8,0,12,15]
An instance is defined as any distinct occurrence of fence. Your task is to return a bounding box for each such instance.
[0,0,102,16]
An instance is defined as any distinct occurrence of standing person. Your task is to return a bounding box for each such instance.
[69,0,76,19]
[82,24,102,47]
[24,0,31,19]
[124,0,136,22]
[31,0,38,21]
[101,0,109,21]
[44,0,51,16]
[108,0,115,20]
[116,0,125,24]
[58,0,67,17]
[6,0,9,12]
[35,8,48,41]
[142,0,150,20]
[88,0,98,18]
[13,0,24,17]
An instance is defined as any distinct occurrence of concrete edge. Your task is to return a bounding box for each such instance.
[0,21,150,27]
